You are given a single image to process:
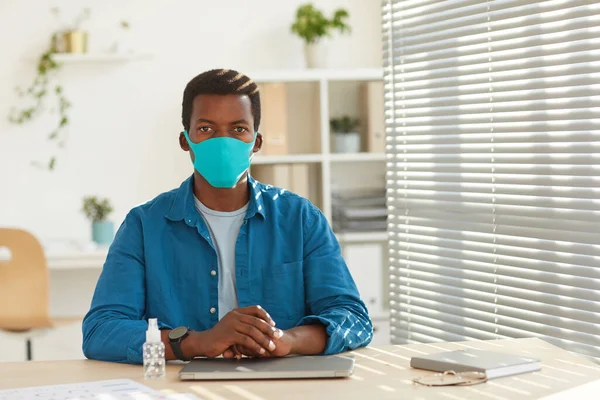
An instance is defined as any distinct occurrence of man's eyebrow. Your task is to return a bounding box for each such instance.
[230,119,250,125]
[196,118,216,124]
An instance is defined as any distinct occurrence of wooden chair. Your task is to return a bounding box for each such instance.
[0,228,54,360]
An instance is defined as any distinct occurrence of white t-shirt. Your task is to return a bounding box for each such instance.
[194,196,248,320]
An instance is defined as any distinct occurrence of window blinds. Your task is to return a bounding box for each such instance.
[383,0,600,361]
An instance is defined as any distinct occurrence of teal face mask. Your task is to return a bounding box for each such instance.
[183,130,257,188]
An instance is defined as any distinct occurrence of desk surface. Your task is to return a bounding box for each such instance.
[0,247,108,271]
[1,338,599,399]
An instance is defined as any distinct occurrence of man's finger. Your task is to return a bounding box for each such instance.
[223,348,235,359]
[236,322,276,352]
[237,305,276,327]
[239,314,278,338]
[233,332,267,356]
[237,345,270,358]
[232,344,242,360]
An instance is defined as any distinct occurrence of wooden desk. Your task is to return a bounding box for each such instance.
[1,338,599,399]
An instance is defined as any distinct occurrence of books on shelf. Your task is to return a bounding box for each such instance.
[334,219,387,232]
[251,164,310,199]
[259,83,288,155]
[332,188,387,233]
[289,164,310,198]
[336,206,387,220]
[360,81,386,153]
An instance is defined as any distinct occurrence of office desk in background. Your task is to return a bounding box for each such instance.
[1,338,599,399]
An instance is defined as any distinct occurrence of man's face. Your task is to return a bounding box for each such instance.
[179,94,262,158]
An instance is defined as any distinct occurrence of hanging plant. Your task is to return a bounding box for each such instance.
[9,34,70,170]
[7,7,90,170]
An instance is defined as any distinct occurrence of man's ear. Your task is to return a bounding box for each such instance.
[179,131,190,151]
[253,132,263,153]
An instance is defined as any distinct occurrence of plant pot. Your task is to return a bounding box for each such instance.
[63,30,88,54]
[304,42,327,68]
[333,132,361,153]
[92,221,114,245]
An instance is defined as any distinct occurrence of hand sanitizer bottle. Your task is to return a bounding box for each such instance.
[143,318,165,379]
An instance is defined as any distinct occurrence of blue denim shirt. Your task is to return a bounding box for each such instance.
[82,176,372,364]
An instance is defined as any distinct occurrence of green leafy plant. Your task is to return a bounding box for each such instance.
[330,115,360,134]
[291,4,351,44]
[9,30,71,169]
[82,197,114,222]
[8,8,90,170]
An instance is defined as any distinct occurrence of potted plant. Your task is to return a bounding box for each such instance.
[331,115,361,153]
[83,196,114,245]
[53,7,91,54]
[291,4,351,68]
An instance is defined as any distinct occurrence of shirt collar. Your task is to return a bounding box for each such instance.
[165,175,266,224]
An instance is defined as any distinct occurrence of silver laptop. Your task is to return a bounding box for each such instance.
[178,355,355,380]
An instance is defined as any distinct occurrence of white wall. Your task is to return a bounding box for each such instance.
[0,0,382,243]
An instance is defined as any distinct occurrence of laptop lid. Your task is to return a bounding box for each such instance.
[178,355,355,380]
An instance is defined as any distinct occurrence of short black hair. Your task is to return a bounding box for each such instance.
[181,68,261,132]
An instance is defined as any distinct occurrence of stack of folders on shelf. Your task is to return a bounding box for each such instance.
[332,189,387,233]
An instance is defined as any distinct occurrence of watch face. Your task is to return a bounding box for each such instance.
[169,326,189,341]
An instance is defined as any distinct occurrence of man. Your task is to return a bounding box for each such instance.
[82,69,372,364]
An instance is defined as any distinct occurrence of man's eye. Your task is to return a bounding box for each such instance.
[234,127,247,133]
[198,126,211,132]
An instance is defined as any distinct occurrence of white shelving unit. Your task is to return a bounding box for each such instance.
[253,68,386,229]
[251,69,389,331]
[52,53,153,63]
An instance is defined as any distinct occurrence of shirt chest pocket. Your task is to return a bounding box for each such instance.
[260,261,305,324]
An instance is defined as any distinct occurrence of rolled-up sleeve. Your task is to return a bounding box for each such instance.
[296,206,373,354]
[82,209,149,364]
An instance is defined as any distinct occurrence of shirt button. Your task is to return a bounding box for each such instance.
[210,270,217,277]
[210,307,216,314]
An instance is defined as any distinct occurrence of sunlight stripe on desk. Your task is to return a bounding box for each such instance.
[511,376,551,389]
[377,385,396,392]
[488,381,531,396]
[160,389,178,395]
[189,385,228,400]
[351,351,407,370]
[556,359,600,372]
[422,343,452,351]
[354,363,386,375]
[533,372,569,384]
[368,346,411,360]
[349,374,364,381]
[543,364,587,377]
[451,342,486,351]
[464,386,509,400]
[393,345,427,354]
[440,392,467,400]
[224,385,265,400]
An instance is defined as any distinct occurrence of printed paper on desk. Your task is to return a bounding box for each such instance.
[0,379,202,400]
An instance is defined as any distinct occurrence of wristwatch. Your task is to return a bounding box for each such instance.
[168,326,191,361]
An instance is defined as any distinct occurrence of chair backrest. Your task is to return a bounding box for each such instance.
[0,228,51,330]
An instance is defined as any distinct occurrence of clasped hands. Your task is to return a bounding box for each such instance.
[196,305,293,359]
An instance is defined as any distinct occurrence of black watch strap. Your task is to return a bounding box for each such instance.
[168,326,191,361]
